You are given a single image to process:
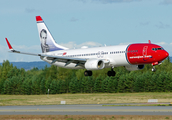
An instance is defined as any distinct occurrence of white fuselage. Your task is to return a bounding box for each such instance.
[41,44,130,69]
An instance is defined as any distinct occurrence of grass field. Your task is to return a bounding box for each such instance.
[0,92,172,106]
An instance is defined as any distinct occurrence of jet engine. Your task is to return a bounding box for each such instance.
[125,65,144,71]
[85,59,105,70]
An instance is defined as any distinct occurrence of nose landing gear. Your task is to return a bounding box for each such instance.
[151,66,156,72]
[151,62,159,72]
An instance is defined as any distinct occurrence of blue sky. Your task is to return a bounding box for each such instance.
[0,0,172,62]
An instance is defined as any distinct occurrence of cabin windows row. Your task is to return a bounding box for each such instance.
[110,51,125,54]
[110,50,138,54]
[66,52,108,57]
[128,50,138,53]
[65,50,139,57]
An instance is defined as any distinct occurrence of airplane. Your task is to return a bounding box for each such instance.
[5,16,169,76]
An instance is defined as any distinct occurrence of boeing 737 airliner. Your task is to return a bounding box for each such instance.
[5,16,169,76]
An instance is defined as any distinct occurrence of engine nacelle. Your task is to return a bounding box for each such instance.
[125,65,144,71]
[85,59,105,70]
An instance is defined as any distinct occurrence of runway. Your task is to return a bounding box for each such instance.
[0,104,172,115]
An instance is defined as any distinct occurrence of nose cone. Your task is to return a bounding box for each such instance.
[157,50,169,62]
[163,50,169,60]
[165,51,169,58]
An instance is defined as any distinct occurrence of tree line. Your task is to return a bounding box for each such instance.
[0,58,172,95]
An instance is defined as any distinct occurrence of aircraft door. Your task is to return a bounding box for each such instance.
[143,46,149,61]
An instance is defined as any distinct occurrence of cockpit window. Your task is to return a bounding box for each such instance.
[152,47,164,51]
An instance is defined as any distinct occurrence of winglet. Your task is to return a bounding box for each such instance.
[36,16,43,22]
[5,38,13,50]
[148,40,151,44]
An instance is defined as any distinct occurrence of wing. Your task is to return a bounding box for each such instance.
[6,38,41,56]
[5,38,87,67]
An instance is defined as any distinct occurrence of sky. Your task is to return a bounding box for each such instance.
[0,0,172,62]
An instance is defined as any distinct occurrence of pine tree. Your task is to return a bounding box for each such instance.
[94,76,102,93]
[40,77,46,94]
[45,77,52,94]
[69,78,77,93]
[118,75,125,93]
[50,79,57,94]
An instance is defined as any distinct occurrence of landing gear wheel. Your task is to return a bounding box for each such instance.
[84,70,92,76]
[107,71,116,76]
[107,68,116,77]
[152,66,156,72]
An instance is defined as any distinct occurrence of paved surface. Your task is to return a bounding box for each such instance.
[0,104,172,115]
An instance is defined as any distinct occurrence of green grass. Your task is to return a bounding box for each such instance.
[0,92,172,106]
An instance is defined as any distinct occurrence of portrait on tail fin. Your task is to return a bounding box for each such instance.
[40,29,49,53]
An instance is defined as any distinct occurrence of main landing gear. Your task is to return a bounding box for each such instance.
[84,68,116,77]
[84,70,92,76]
[107,67,116,77]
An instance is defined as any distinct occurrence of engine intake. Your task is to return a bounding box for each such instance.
[85,59,105,70]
